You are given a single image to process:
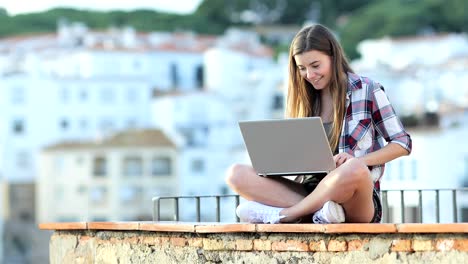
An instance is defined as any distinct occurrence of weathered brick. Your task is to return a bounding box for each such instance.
[253,239,272,251]
[309,240,327,252]
[109,237,120,244]
[224,239,237,250]
[348,239,369,251]
[236,239,253,251]
[188,237,203,248]
[435,239,455,251]
[272,240,309,252]
[328,240,347,252]
[412,240,433,251]
[155,237,170,246]
[141,236,158,245]
[453,239,468,252]
[203,238,224,250]
[170,237,187,247]
[124,236,139,244]
[391,239,413,252]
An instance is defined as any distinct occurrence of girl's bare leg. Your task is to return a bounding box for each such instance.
[225,164,308,208]
[280,158,375,223]
[226,158,375,223]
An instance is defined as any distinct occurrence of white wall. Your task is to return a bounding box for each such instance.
[353,34,468,115]
[151,93,241,148]
[0,71,154,182]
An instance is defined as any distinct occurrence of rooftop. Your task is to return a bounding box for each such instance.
[44,129,176,151]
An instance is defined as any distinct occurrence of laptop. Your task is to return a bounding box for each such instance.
[239,117,336,177]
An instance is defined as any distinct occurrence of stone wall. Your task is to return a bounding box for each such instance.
[42,222,468,264]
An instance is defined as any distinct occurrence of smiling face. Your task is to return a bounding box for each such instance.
[294,50,333,91]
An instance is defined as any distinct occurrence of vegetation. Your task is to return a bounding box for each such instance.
[0,0,465,59]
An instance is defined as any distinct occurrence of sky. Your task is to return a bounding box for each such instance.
[0,0,203,15]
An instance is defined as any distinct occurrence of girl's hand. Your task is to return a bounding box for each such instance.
[333,152,354,167]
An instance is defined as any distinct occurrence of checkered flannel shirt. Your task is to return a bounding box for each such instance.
[339,73,412,189]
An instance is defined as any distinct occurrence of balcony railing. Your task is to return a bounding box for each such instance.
[152,188,468,223]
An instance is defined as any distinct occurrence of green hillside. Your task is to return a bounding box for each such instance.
[0,0,465,59]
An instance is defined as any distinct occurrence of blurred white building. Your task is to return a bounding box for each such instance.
[0,180,5,262]
[0,21,286,225]
[352,33,468,116]
[352,33,468,223]
[0,22,217,184]
[37,129,178,222]
[0,21,218,259]
[151,29,287,200]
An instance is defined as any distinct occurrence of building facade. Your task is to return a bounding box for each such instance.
[352,34,468,223]
[37,129,178,222]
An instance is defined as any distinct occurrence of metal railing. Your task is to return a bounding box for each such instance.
[152,188,468,223]
[153,194,241,222]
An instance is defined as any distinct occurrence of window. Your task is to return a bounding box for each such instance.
[60,119,69,131]
[195,65,204,89]
[119,186,142,204]
[179,127,195,146]
[93,157,107,177]
[220,186,229,195]
[151,157,172,176]
[272,94,283,110]
[192,159,204,173]
[79,89,88,102]
[12,119,25,134]
[122,156,143,177]
[90,186,108,205]
[170,63,179,88]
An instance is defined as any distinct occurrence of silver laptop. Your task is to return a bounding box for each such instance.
[239,117,336,177]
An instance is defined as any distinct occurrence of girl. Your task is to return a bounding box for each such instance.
[225,24,412,224]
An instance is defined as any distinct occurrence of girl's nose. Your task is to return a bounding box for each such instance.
[306,68,316,79]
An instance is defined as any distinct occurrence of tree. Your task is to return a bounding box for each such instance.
[338,0,468,59]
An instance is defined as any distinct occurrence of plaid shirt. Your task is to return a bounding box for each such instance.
[339,73,412,187]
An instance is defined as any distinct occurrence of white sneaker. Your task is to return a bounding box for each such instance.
[312,201,345,224]
[236,201,286,224]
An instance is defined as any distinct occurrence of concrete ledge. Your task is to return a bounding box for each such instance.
[40,222,468,263]
[39,221,468,233]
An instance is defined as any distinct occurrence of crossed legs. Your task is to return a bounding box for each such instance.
[225,158,375,223]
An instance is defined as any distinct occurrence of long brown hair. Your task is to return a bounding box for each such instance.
[286,24,353,151]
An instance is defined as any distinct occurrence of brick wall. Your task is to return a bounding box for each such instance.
[40,222,468,264]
